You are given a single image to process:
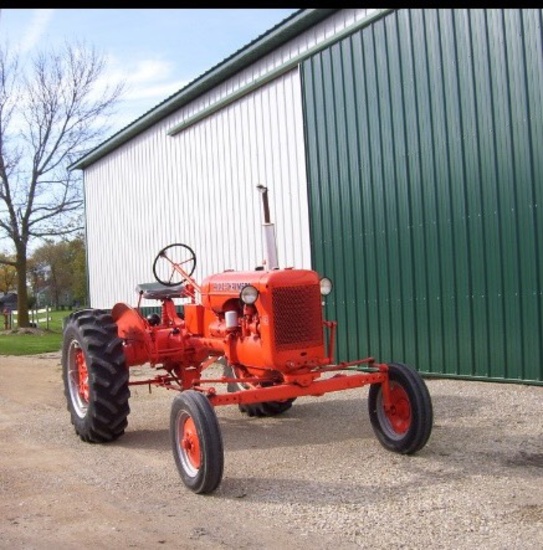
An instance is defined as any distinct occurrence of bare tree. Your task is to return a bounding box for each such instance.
[0,41,123,326]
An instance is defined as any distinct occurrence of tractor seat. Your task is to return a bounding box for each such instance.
[136,282,185,300]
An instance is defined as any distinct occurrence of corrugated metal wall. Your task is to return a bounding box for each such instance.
[302,8,543,383]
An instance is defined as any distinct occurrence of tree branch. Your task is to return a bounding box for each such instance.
[0,256,16,267]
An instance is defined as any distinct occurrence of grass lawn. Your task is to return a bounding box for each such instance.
[0,309,74,356]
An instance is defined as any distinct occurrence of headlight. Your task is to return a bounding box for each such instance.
[320,277,333,296]
[240,285,259,305]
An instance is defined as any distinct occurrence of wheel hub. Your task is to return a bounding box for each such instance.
[181,417,200,469]
[75,348,90,402]
[386,383,411,434]
[67,341,91,418]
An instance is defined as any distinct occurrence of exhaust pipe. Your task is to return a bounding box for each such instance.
[257,184,279,270]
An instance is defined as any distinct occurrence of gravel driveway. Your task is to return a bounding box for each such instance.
[1,352,542,549]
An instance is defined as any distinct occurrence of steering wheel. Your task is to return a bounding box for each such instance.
[152,243,197,287]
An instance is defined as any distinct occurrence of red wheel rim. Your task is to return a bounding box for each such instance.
[181,417,201,469]
[75,348,89,403]
[385,382,411,434]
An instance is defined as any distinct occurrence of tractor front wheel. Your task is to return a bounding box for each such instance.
[368,362,433,454]
[62,309,130,443]
[170,390,224,494]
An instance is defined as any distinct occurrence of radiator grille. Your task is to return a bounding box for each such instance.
[272,285,323,351]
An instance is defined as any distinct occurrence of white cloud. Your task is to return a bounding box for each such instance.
[126,59,171,84]
[18,9,55,54]
[102,56,186,93]
[122,59,187,100]
[92,55,187,133]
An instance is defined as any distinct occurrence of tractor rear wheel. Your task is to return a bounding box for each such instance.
[224,364,295,417]
[170,390,224,494]
[368,362,433,454]
[62,309,130,443]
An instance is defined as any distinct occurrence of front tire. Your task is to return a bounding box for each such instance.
[62,309,130,443]
[170,390,224,494]
[368,362,433,454]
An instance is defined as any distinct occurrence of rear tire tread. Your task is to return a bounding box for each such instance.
[62,309,130,443]
[224,364,294,417]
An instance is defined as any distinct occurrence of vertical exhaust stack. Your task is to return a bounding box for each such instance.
[257,184,279,270]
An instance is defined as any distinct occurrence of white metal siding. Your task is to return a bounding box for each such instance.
[169,9,376,126]
[85,70,309,307]
[84,9,376,308]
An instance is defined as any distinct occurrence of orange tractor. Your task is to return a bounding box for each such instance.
[62,186,433,494]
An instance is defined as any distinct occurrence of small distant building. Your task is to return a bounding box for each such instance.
[0,292,17,311]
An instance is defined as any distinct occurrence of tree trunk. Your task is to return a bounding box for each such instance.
[15,250,30,328]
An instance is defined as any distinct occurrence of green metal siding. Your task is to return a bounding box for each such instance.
[302,8,543,384]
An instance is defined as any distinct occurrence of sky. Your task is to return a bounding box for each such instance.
[0,8,299,256]
[0,8,299,135]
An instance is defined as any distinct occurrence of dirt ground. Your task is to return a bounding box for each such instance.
[1,352,542,549]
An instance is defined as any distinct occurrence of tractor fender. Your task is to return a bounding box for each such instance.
[111,303,151,366]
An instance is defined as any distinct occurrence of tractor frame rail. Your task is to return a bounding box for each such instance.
[127,359,394,412]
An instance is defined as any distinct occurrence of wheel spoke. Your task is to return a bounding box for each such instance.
[177,258,193,268]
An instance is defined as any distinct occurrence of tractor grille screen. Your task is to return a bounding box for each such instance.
[272,285,323,351]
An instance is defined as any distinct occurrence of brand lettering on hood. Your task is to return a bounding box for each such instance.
[212,282,250,292]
